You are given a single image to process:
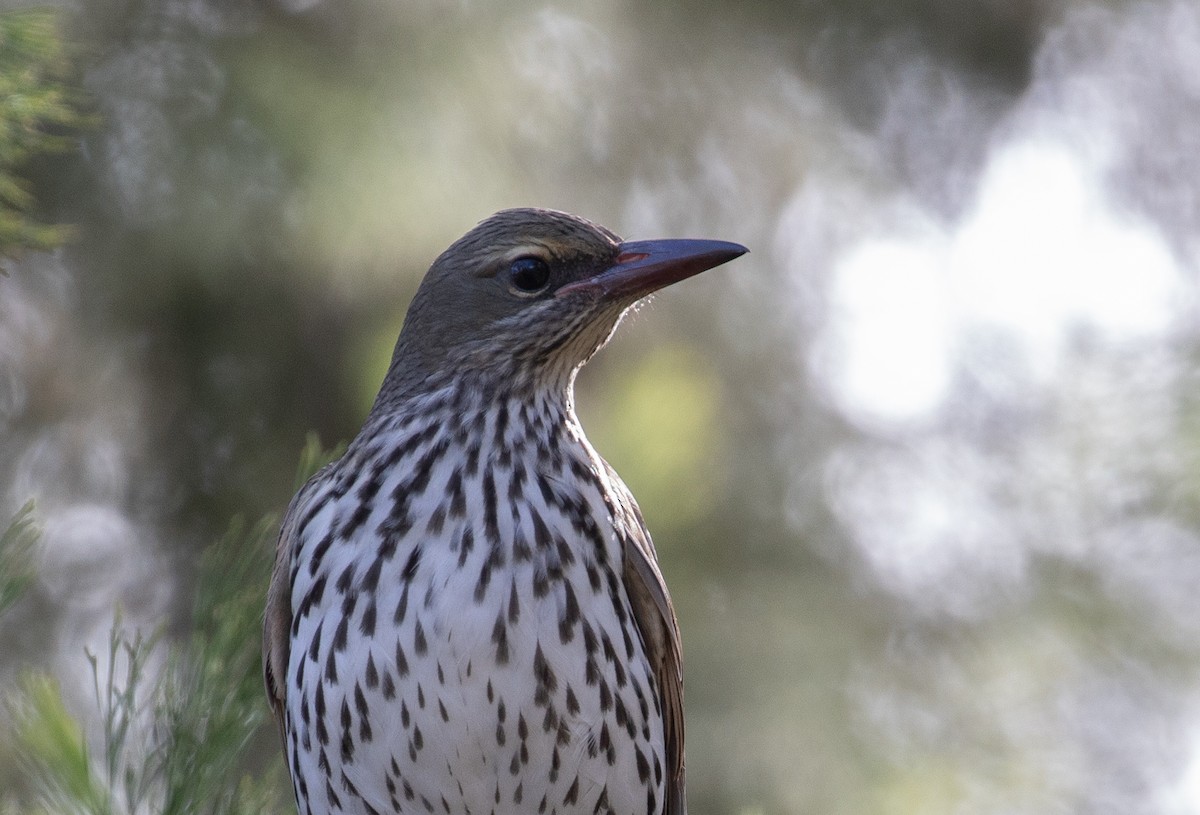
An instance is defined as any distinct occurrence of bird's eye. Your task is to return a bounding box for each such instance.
[508,256,551,294]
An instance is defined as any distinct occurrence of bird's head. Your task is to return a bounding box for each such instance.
[378,208,746,406]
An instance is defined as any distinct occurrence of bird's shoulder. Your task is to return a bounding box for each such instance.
[262,461,339,730]
[599,459,688,815]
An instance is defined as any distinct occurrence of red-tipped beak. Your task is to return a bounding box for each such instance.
[557,238,748,300]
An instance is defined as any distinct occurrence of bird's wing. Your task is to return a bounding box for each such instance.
[263,467,330,747]
[603,462,687,815]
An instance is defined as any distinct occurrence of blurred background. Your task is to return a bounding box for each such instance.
[1,0,1199,812]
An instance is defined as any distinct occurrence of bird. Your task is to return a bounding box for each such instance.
[264,207,747,815]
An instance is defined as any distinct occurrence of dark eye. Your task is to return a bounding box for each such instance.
[508,256,551,293]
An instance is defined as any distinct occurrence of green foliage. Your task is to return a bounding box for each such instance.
[6,439,351,813]
[0,501,37,617]
[0,9,87,256]
[12,515,287,815]
[14,674,110,815]
[157,515,283,815]
[293,431,346,491]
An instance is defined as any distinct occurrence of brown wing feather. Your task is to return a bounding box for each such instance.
[603,462,687,815]
[263,469,330,748]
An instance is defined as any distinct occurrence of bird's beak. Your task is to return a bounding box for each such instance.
[557,238,748,301]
